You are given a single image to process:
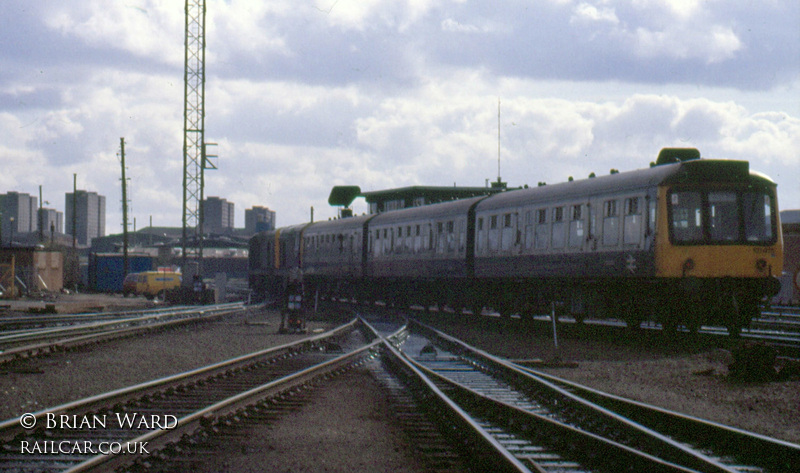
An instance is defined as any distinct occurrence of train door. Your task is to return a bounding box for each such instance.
[500,212,515,252]
[622,196,644,249]
[568,203,586,250]
[523,209,534,252]
[588,201,598,251]
[645,193,657,251]
[475,216,485,255]
[601,198,620,248]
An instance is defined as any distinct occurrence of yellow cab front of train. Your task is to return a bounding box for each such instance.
[652,148,783,333]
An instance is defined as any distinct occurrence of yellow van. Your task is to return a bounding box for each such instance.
[122,271,182,300]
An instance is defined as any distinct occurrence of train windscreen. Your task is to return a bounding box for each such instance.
[669,189,776,245]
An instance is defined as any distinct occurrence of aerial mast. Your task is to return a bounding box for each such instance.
[497,98,501,183]
[182,0,206,271]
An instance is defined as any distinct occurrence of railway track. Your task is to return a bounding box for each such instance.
[0,303,245,364]
[377,317,800,472]
[3,311,798,472]
[0,318,372,472]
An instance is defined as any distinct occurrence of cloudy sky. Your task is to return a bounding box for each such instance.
[1,0,798,233]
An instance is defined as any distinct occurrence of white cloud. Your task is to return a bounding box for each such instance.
[633,24,742,63]
[632,0,707,20]
[43,2,184,66]
[571,3,619,24]
[441,18,483,33]
[1,0,797,231]
[314,0,434,32]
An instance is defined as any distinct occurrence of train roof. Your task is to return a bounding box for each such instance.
[303,214,372,234]
[477,158,774,211]
[369,195,487,225]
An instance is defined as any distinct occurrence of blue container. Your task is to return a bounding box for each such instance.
[89,253,154,293]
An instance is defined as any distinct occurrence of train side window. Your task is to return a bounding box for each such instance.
[535,209,549,250]
[569,204,584,248]
[551,207,565,249]
[602,199,619,246]
[623,197,641,245]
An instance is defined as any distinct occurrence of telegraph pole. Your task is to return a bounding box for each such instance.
[120,138,130,278]
[72,174,77,249]
[38,185,43,242]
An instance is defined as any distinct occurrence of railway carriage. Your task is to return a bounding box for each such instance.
[470,151,783,333]
[471,166,663,322]
[303,214,372,300]
[248,223,310,303]
[365,196,485,308]
[249,148,783,334]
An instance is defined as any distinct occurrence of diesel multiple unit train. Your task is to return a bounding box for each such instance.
[249,148,783,334]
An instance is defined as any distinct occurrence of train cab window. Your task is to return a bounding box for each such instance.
[623,197,642,245]
[669,189,776,245]
[743,192,774,242]
[535,209,549,250]
[551,207,565,249]
[602,200,619,246]
[708,191,739,241]
[569,205,584,248]
[670,191,703,242]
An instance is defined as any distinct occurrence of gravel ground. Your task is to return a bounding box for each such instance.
[183,370,429,473]
[0,296,338,419]
[2,294,798,472]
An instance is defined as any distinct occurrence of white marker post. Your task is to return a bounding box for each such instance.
[551,301,559,350]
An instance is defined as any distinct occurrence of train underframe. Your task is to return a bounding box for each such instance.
[254,272,779,336]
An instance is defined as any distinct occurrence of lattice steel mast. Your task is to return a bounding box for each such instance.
[182,0,206,268]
